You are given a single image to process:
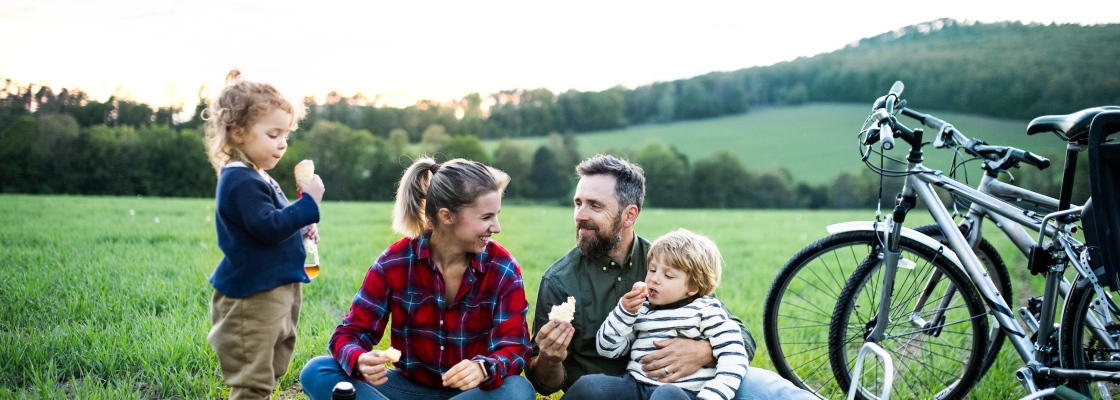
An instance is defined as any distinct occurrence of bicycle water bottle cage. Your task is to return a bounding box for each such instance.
[1028,242,1067,276]
[1027,106,1120,142]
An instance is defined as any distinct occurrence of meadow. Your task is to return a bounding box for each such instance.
[484,103,1059,185]
[0,194,1043,398]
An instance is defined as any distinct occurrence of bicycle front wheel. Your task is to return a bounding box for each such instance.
[1059,275,1120,399]
[763,225,1008,397]
[828,235,989,400]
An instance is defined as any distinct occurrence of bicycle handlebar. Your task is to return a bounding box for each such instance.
[900,107,1051,171]
[879,81,905,151]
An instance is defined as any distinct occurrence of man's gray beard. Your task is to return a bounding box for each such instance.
[576,216,623,258]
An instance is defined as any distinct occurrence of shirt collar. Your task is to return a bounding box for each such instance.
[414,231,488,273]
[590,231,640,270]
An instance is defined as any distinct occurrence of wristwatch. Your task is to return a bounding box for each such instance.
[472,359,491,381]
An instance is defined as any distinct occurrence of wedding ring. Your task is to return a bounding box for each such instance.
[664,367,671,376]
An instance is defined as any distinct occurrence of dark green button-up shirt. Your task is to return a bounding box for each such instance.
[529,233,756,395]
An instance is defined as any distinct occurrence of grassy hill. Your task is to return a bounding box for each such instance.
[486,103,1067,185]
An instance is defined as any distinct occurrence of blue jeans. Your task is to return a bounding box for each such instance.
[735,367,820,400]
[561,373,692,400]
[559,366,817,400]
[300,356,535,400]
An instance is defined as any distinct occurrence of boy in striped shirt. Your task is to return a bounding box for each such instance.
[562,228,750,400]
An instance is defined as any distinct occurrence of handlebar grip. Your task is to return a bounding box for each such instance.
[880,124,896,150]
[888,81,905,98]
[1012,149,1051,170]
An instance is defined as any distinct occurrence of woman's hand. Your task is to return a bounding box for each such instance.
[442,359,486,391]
[356,351,391,385]
[620,285,645,314]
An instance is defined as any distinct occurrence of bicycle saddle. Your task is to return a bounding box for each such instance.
[1027,106,1120,141]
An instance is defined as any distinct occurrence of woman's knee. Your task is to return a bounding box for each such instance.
[299,356,346,400]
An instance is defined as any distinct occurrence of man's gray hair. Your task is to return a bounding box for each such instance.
[576,154,645,211]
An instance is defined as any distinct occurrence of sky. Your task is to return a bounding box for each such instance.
[3,0,1119,110]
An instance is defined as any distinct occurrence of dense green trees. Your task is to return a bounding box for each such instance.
[3,20,1114,208]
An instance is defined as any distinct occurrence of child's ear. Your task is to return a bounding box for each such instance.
[687,284,700,297]
[230,126,245,144]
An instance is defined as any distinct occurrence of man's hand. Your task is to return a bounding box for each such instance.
[442,359,485,391]
[639,338,714,383]
[529,320,574,390]
[356,351,391,385]
[620,286,645,314]
[535,320,574,362]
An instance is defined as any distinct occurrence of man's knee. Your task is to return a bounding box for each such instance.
[735,367,816,400]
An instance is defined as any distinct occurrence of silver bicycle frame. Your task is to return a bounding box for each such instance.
[870,163,1083,363]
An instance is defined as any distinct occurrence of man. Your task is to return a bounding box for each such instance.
[528,154,816,399]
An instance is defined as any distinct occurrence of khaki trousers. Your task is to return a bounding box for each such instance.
[208,283,301,400]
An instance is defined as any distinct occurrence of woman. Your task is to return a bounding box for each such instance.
[300,157,533,400]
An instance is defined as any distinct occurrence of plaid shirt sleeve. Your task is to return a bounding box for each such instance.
[474,255,532,390]
[327,250,394,378]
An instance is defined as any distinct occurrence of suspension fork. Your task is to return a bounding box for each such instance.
[866,188,920,342]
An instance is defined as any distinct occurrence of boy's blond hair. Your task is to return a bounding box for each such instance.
[647,228,722,296]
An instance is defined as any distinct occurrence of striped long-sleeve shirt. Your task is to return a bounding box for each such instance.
[597,296,749,400]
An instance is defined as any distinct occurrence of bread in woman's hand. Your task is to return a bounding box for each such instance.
[381,346,402,363]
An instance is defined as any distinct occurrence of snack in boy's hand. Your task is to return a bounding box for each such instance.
[632,281,647,294]
[548,296,577,323]
[294,159,315,185]
[381,346,402,363]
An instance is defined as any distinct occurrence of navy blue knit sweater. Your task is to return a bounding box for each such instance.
[210,164,320,298]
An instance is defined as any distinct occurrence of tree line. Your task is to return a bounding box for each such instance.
[2,19,1110,207]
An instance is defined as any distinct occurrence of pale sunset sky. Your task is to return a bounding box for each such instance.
[2,0,1118,110]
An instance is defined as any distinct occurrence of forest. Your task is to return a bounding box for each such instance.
[1,19,1112,208]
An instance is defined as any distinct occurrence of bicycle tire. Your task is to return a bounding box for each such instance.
[762,225,1008,397]
[1059,276,1120,398]
[919,225,1011,377]
[828,235,990,400]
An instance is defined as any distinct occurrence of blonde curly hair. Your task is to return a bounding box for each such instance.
[202,69,306,174]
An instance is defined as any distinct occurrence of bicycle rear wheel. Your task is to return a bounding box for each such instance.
[828,235,989,400]
[1059,276,1120,399]
[762,225,1008,398]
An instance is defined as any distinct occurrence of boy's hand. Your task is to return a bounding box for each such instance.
[305,223,319,243]
[442,359,485,391]
[356,351,391,385]
[620,286,645,314]
[299,175,325,204]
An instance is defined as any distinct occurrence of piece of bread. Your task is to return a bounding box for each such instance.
[381,347,402,363]
[294,159,315,185]
[548,296,576,323]
[632,281,647,294]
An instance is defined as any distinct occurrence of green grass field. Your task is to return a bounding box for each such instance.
[486,103,1065,185]
[0,194,1044,398]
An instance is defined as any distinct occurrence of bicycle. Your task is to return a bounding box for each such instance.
[763,96,1065,398]
[828,82,1120,399]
